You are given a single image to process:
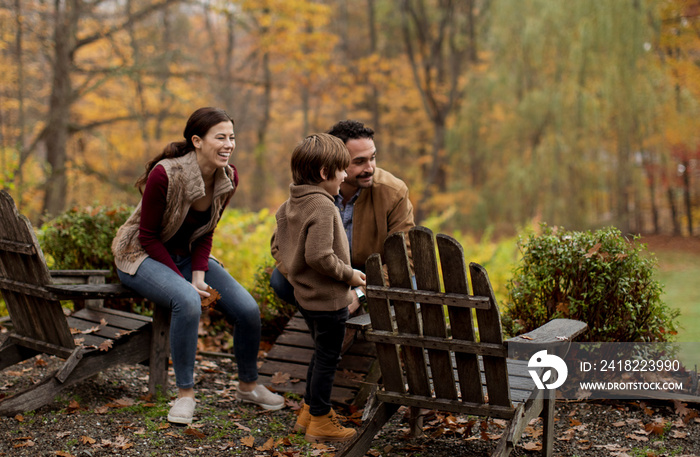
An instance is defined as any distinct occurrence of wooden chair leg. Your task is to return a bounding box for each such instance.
[336,400,400,457]
[541,389,555,457]
[148,306,171,396]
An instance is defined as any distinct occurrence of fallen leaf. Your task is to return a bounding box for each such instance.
[98,339,113,351]
[54,451,73,457]
[522,441,542,451]
[106,397,135,408]
[612,421,626,427]
[184,428,205,439]
[626,434,648,442]
[255,437,275,451]
[644,419,666,436]
[81,436,96,445]
[234,422,251,432]
[271,372,290,385]
[670,430,688,439]
[241,435,255,447]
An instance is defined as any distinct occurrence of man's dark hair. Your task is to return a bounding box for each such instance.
[327,120,374,144]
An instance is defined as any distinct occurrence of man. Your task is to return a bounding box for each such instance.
[271,120,415,313]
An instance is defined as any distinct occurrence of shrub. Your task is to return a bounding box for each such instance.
[39,205,133,279]
[502,225,679,342]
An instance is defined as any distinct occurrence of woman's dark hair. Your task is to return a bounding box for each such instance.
[136,107,234,191]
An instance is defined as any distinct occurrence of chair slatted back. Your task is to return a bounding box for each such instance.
[365,227,512,413]
[0,191,75,350]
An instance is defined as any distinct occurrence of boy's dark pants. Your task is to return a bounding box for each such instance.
[297,305,349,417]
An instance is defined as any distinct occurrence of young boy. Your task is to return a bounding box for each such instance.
[271,133,366,443]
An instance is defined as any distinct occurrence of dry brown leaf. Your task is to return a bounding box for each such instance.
[113,435,133,450]
[558,429,575,441]
[670,430,688,439]
[12,439,34,448]
[81,435,96,445]
[570,418,582,426]
[240,435,255,447]
[54,451,74,457]
[255,437,275,451]
[67,400,81,412]
[644,420,666,436]
[201,287,221,310]
[271,372,291,385]
[612,421,626,427]
[626,434,648,442]
[184,428,205,439]
[98,339,113,351]
[106,398,135,408]
[234,422,251,432]
[522,441,542,451]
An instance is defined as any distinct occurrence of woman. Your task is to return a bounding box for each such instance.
[112,107,284,424]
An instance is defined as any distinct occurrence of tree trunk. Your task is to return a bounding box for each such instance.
[42,0,78,220]
[681,159,693,236]
[668,187,681,236]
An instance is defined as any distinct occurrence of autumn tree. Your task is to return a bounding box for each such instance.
[399,0,479,222]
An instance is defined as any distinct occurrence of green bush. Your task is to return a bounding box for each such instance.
[39,205,133,279]
[502,225,679,342]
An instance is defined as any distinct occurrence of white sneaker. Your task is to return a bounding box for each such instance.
[167,397,196,424]
[236,384,285,411]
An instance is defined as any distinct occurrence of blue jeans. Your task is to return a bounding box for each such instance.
[270,267,296,305]
[297,305,349,416]
[118,256,261,389]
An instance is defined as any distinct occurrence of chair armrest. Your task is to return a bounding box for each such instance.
[506,318,588,354]
[50,270,111,286]
[45,283,141,300]
[346,313,372,331]
[50,270,111,277]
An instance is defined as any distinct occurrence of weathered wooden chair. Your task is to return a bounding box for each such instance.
[338,227,587,457]
[0,190,170,416]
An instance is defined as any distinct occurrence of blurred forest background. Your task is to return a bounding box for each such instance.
[1,0,699,237]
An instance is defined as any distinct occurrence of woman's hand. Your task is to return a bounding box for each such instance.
[191,270,210,298]
[349,269,366,288]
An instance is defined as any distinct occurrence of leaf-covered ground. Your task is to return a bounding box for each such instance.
[1,352,699,457]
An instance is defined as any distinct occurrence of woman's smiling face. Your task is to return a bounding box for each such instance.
[193,121,235,171]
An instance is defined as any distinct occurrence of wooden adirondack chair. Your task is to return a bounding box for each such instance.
[0,190,170,416]
[338,227,587,457]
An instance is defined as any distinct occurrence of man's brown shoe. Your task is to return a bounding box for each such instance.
[304,409,356,443]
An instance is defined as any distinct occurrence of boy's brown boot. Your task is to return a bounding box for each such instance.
[304,409,357,443]
[293,403,311,433]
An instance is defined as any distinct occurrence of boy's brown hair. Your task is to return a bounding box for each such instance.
[291,133,350,185]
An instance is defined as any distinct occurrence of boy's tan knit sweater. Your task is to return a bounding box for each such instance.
[272,184,354,311]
